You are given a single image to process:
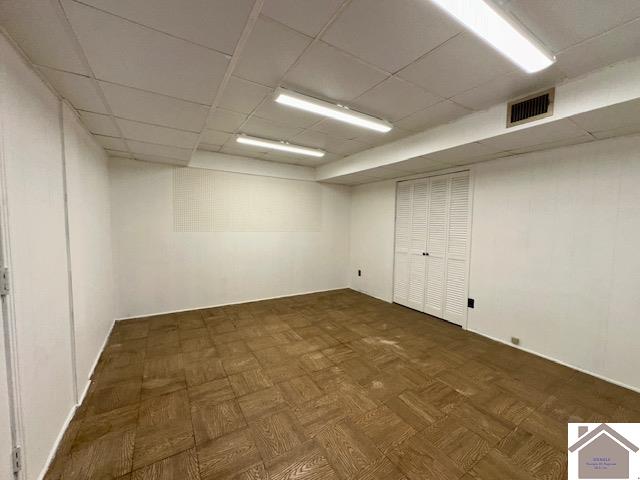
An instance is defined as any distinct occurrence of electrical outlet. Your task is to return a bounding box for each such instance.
[511,337,520,346]
[357,269,362,277]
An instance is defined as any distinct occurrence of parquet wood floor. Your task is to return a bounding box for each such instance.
[45,289,640,479]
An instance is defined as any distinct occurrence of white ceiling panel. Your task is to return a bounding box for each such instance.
[233,16,312,87]
[397,33,515,99]
[133,153,190,166]
[285,41,389,103]
[262,150,330,166]
[117,119,199,149]
[262,0,346,37]
[206,109,248,132]
[352,76,442,122]
[253,101,321,128]
[450,66,566,111]
[218,76,272,114]
[126,139,192,161]
[322,0,460,73]
[479,119,588,151]
[0,0,88,74]
[505,0,640,52]
[240,117,304,140]
[351,127,413,149]
[570,99,640,134]
[221,142,271,159]
[100,81,209,132]
[94,135,127,151]
[78,111,119,137]
[62,0,229,104]
[201,130,232,147]
[291,130,366,155]
[198,144,221,153]
[76,0,254,54]
[555,19,640,78]
[310,118,374,140]
[395,100,471,132]
[38,67,108,114]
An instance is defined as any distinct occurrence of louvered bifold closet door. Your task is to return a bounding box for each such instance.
[393,182,412,305]
[424,176,448,318]
[443,172,471,326]
[407,180,428,310]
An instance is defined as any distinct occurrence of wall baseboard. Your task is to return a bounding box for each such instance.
[467,328,640,394]
[37,318,116,480]
[115,286,351,321]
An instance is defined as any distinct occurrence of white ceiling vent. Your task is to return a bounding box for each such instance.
[507,88,555,128]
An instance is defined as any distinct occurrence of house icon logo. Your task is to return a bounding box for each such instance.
[568,423,640,479]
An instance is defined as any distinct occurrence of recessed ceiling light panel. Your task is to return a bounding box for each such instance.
[236,135,325,157]
[274,88,393,133]
[428,0,555,73]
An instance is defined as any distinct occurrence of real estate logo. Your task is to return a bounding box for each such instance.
[568,423,640,479]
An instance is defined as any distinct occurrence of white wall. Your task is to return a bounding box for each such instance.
[63,104,115,398]
[0,34,115,479]
[349,180,396,302]
[349,135,640,391]
[109,157,351,318]
[469,135,640,391]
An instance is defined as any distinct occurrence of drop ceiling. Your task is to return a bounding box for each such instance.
[1,0,639,167]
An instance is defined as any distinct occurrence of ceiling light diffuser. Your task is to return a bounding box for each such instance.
[428,0,555,73]
[274,88,392,133]
[236,135,325,157]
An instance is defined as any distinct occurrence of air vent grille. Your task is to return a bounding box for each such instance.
[507,88,554,127]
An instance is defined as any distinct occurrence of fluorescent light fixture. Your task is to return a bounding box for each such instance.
[236,135,325,157]
[428,0,555,73]
[274,88,392,133]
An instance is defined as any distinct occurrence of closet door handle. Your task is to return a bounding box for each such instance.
[422,252,429,256]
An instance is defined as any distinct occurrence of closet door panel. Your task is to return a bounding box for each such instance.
[393,182,412,305]
[424,176,448,317]
[407,180,428,310]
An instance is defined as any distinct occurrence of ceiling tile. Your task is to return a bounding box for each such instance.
[253,101,321,128]
[206,108,248,132]
[218,76,272,114]
[479,119,588,151]
[37,67,108,114]
[310,118,371,139]
[0,0,88,74]
[321,0,460,72]
[450,66,567,111]
[555,18,640,78]
[126,139,192,161]
[62,0,229,104]
[233,16,312,87]
[78,111,119,137]
[200,130,232,147]
[352,76,442,122]
[94,135,127,151]
[262,150,329,166]
[240,117,304,140]
[395,100,471,132]
[117,118,199,149]
[505,0,640,52]
[351,127,413,148]
[198,144,221,152]
[291,130,366,155]
[220,143,271,159]
[77,0,254,54]
[570,98,640,134]
[133,153,189,166]
[397,33,515,98]
[262,0,345,37]
[100,81,209,132]
[285,41,389,103]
